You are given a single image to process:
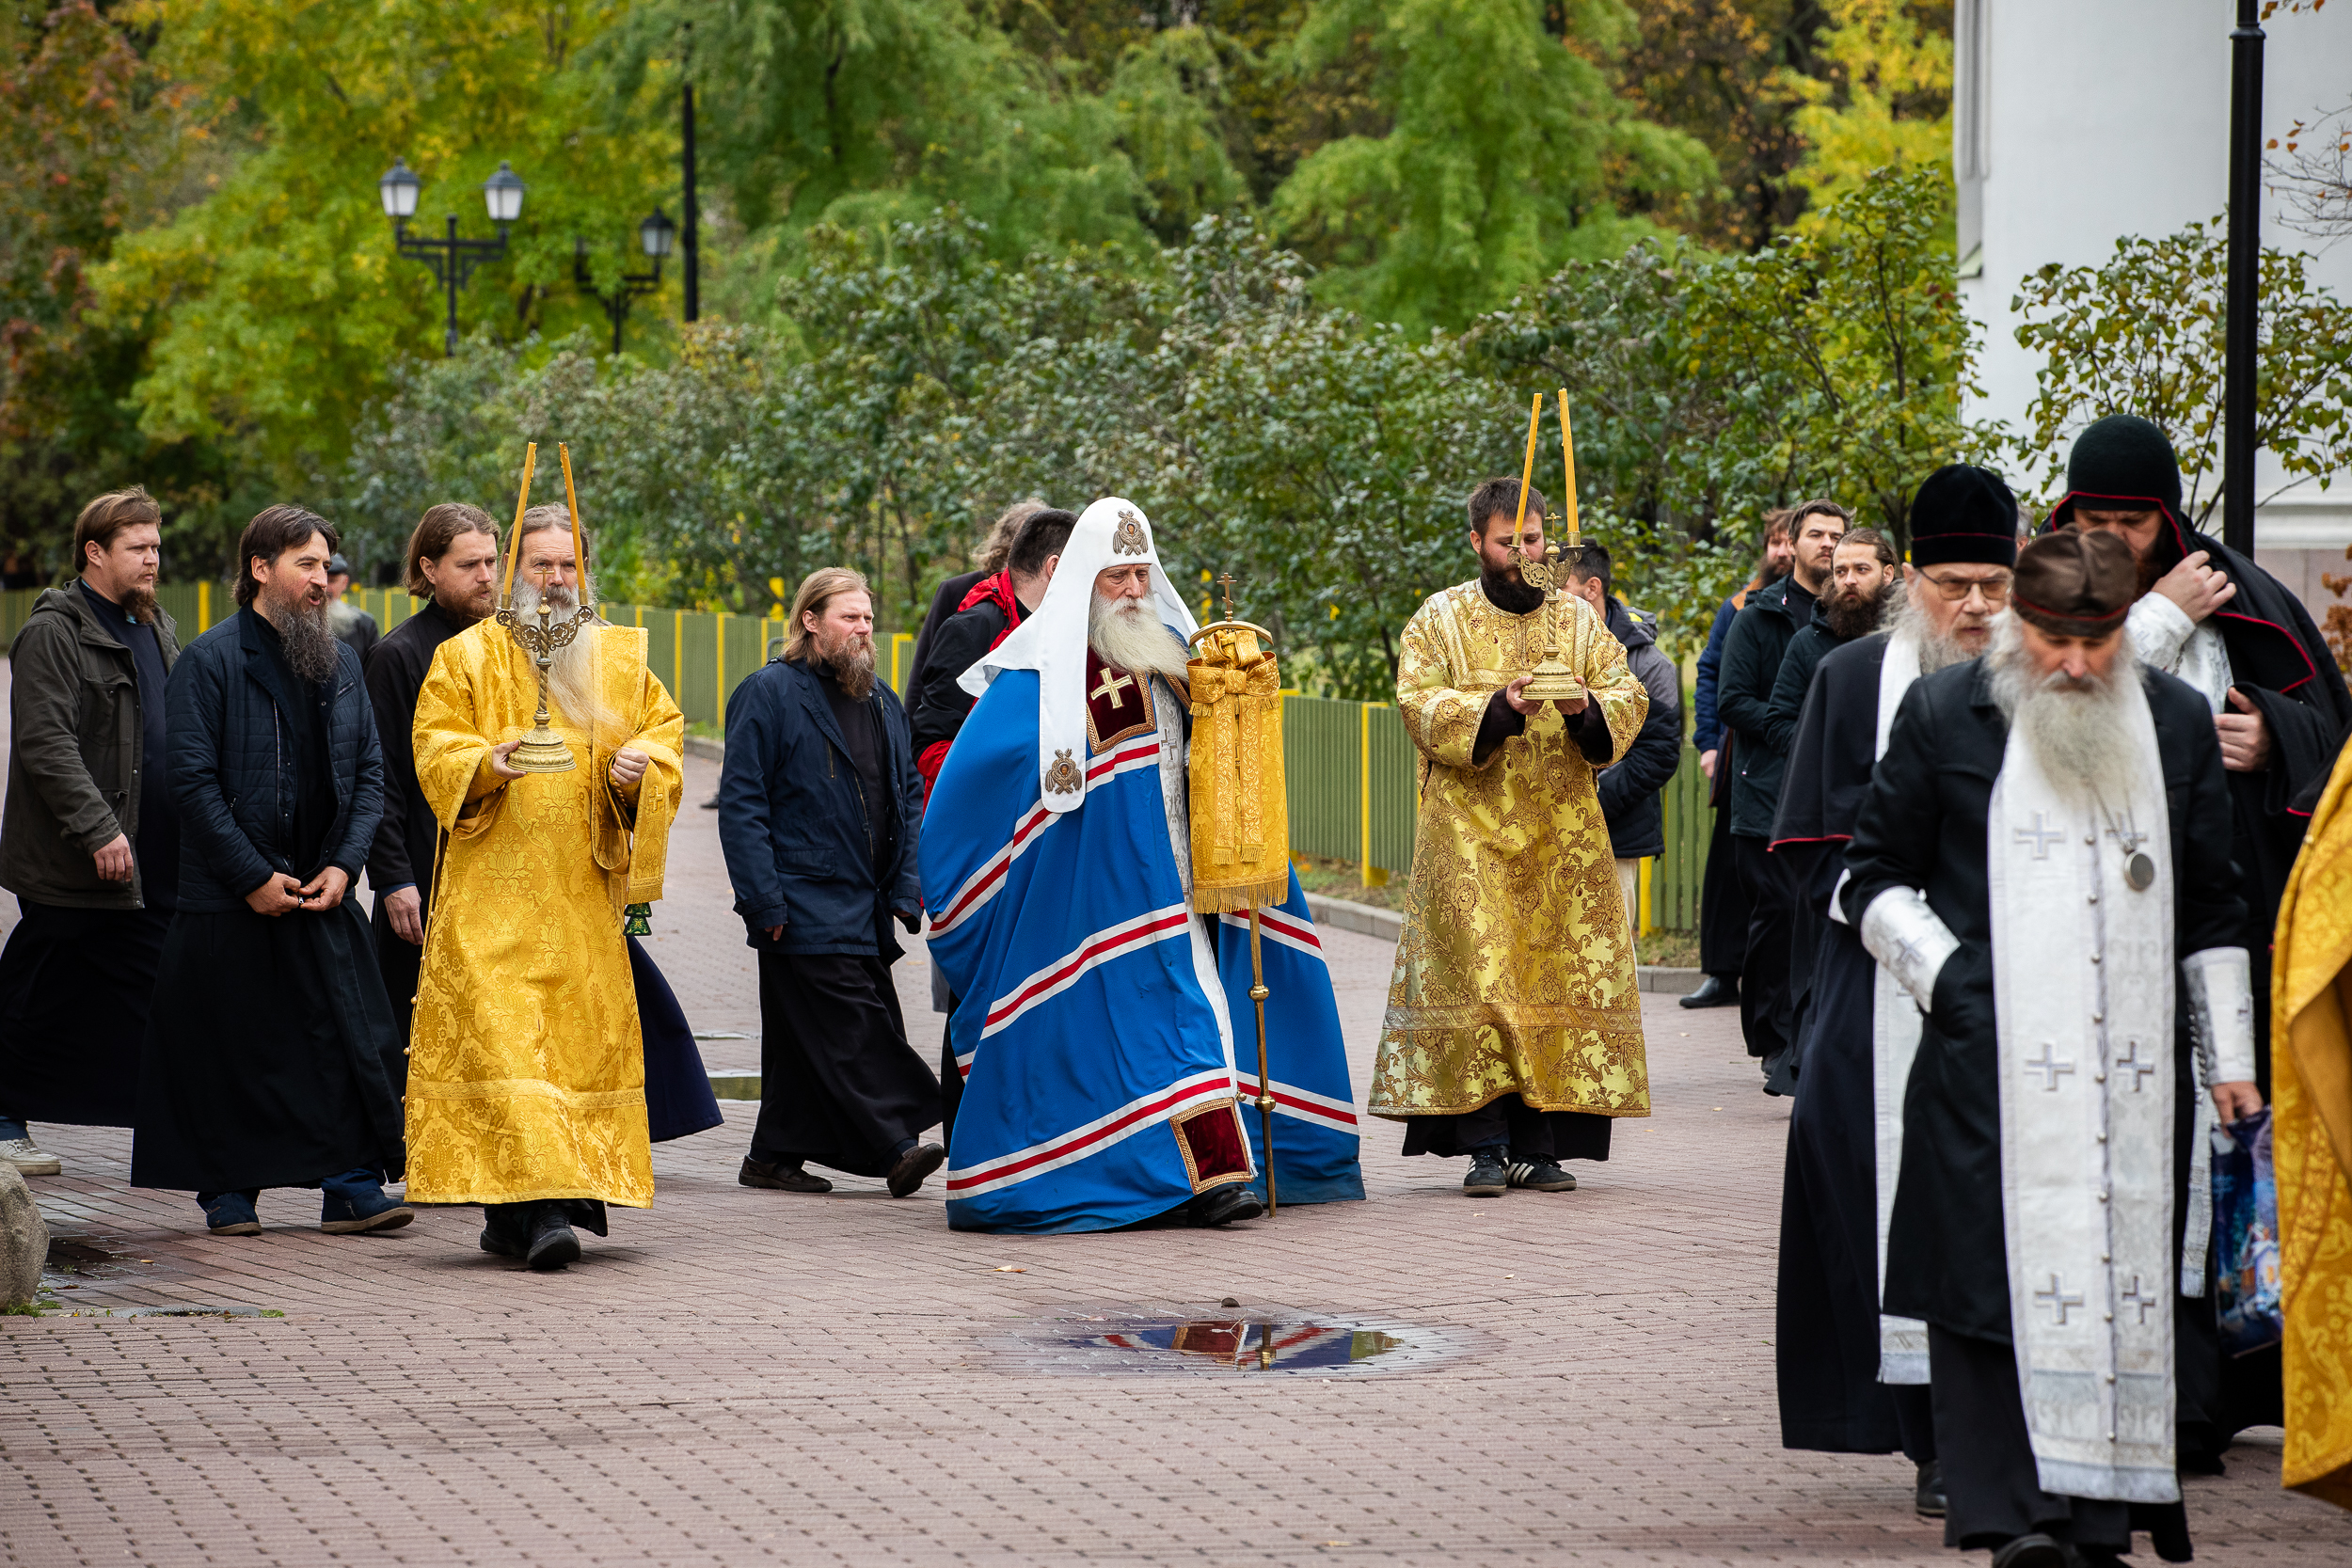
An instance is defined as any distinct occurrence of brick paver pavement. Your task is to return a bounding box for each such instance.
[2,669,2343,1564]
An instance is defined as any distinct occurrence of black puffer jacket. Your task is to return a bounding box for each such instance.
[1717,574,1815,838]
[165,607,385,912]
[1596,598,1683,860]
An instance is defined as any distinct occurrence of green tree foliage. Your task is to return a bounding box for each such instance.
[89,0,680,568]
[2010,221,2352,526]
[1270,0,1715,330]
[0,2,221,567]
[1778,0,1950,216]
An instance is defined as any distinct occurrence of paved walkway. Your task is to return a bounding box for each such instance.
[2,673,2344,1563]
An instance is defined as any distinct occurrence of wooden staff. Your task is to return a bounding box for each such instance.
[501,441,537,606]
[1511,392,1541,542]
[1556,388,1581,548]
[1248,906,1276,1216]
[557,442,592,610]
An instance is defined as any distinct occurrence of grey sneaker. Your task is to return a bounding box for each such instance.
[1508,1158,1577,1192]
[0,1135,60,1177]
[1463,1151,1509,1196]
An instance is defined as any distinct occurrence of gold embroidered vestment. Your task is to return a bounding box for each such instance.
[405,621,685,1208]
[1369,581,1652,1123]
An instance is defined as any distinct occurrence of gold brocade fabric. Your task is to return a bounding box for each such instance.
[2272,736,2352,1510]
[1187,626,1289,913]
[405,621,686,1209]
[1369,581,1651,1121]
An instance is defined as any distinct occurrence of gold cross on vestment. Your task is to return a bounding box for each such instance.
[1090,668,1136,709]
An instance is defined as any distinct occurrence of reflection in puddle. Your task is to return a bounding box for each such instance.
[1086,1319,1404,1371]
[984,1309,1471,1378]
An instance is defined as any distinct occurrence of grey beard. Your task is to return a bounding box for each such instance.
[511,577,611,738]
[1088,594,1191,685]
[266,591,339,684]
[1885,589,1976,675]
[816,633,878,701]
[1987,615,2144,809]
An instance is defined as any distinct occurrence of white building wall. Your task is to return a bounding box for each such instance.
[1956,0,2352,615]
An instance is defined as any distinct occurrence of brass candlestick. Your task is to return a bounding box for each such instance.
[1506,531,1586,705]
[494,594,588,773]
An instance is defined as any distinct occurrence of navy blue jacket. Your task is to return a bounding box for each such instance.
[1692,592,1741,753]
[718,657,924,956]
[165,607,385,912]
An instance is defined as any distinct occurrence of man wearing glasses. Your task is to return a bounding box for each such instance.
[1767,465,2022,1524]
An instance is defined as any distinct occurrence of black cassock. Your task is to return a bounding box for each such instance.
[1767,631,1933,1460]
[1842,660,2245,1554]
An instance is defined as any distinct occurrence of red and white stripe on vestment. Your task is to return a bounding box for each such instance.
[1230,1072,1359,1132]
[943,1069,1237,1197]
[1215,907,1325,960]
[980,903,1194,1041]
[929,736,1162,937]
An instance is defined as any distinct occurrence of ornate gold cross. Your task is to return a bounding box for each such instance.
[1090,667,1136,709]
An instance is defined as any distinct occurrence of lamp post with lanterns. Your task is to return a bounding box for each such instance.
[573,209,676,355]
[376,157,527,356]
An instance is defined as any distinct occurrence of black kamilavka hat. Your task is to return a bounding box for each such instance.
[2047,414,2185,532]
[1909,464,2018,568]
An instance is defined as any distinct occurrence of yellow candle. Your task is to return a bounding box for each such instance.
[1555,389,1580,547]
[558,443,590,606]
[1512,393,1541,542]
[501,442,537,604]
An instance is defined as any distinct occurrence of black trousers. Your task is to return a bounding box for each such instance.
[751,950,937,1179]
[1400,1095,1613,1163]
[1928,1325,2191,1560]
[1733,834,1793,1060]
[0,901,168,1126]
[1696,794,1750,978]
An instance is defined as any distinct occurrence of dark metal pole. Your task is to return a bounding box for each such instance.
[2223,0,2265,557]
[682,24,700,324]
[444,214,462,356]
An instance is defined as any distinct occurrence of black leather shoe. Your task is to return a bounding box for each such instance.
[1914,1459,1946,1518]
[526,1208,581,1271]
[1188,1184,1263,1227]
[739,1156,832,1194]
[885,1142,946,1197]
[1677,974,1739,1009]
[1761,1047,1798,1098]
[1989,1534,2070,1568]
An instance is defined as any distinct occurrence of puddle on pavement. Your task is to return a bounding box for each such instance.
[981,1308,1474,1378]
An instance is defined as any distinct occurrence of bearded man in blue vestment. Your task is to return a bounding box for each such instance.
[920,498,1363,1233]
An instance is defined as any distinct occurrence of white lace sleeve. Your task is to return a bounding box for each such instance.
[2126,593,2196,674]
[2181,946,2256,1086]
[1859,887,1961,1011]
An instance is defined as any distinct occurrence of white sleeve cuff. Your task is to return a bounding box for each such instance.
[1826,867,1854,927]
[1859,887,1960,1012]
[2181,946,2257,1086]
[2127,593,2196,671]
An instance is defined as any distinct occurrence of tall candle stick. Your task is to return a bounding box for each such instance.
[1511,393,1541,541]
[557,443,591,609]
[501,442,538,605]
[1555,389,1580,548]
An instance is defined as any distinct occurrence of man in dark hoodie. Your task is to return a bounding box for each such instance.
[0,488,181,1176]
[2046,413,2352,1456]
[1716,499,1848,1082]
[1564,542,1683,949]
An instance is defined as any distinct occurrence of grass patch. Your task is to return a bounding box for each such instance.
[1637,927,1700,970]
[1292,853,1404,911]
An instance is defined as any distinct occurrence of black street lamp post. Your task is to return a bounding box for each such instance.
[2223,0,2265,557]
[682,21,699,324]
[575,210,676,355]
[378,158,528,356]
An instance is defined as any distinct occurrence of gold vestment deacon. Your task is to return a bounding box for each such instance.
[2273,736,2352,1510]
[1187,623,1288,911]
[405,621,685,1208]
[1369,582,1650,1122]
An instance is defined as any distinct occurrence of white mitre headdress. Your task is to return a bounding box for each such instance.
[958,496,1199,814]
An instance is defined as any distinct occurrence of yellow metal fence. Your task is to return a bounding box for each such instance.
[0,587,1710,931]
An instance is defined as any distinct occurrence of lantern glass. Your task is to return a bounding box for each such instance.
[378,158,421,220]
[482,162,526,225]
[640,208,676,260]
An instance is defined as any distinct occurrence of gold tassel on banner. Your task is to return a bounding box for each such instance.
[1186,576,1289,915]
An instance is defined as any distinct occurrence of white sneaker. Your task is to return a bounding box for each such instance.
[0,1136,60,1177]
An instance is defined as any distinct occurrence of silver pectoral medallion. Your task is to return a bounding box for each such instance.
[2125,851,2155,893]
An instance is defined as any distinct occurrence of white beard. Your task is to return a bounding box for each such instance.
[512,576,612,741]
[1987,614,2144,811]
[1088,593,1190,684]
[1885,587,1978,675]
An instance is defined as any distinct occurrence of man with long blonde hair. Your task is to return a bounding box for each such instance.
[718,566,941,1199]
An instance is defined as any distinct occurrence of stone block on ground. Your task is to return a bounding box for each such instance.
[0,1160,47,1307]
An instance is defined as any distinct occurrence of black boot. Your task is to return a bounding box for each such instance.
[1678,974,1739,1009]
[739,1156,833,1194]
[526,1203,581,1271]
[480,1202,532,1259]
[1913,1459,1945,1518]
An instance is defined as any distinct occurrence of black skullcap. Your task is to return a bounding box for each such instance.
[1908,465,2018,568]
[2012,529,2137,638]
[327,553,353,576]
[2047,414,2185,531]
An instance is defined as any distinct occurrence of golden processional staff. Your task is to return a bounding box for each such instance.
[1504,388,1588,703]
[1185,576,1288,1214]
